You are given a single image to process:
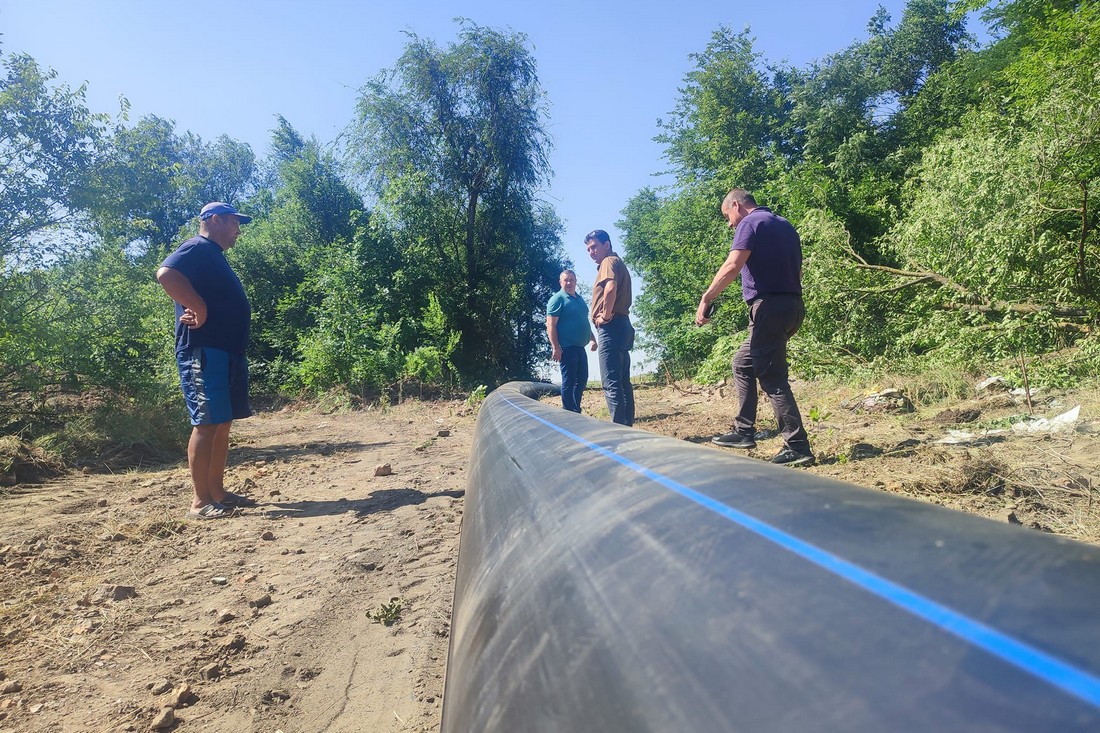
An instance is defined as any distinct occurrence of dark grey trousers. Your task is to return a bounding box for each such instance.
[731,294,810,452]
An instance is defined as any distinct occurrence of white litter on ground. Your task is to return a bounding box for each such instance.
[936,406,1081,445]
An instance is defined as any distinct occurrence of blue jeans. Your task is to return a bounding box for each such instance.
[558,345,588,413]
[597,317,635,426]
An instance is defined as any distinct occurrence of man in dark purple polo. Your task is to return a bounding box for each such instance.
[695,188,814,466]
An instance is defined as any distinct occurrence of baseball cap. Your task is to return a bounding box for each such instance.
[199,202,253,224]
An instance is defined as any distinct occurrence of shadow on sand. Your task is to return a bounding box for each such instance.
[255,487,466,520]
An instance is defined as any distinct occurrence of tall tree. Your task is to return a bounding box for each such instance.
[620,1,975,378]
[0,49,105,264]
[863,0,1100,348]
[230,117,371,392]
[657,28,796,191]
[0,48,108,422]
[86,115,257,254]
[348,21,563,383]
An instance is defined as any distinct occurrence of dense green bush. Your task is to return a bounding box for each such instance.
[621,0,1099,386]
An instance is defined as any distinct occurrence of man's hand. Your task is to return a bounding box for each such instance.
[179,304,207,329]
[595,278,617,328]
[551,344,562,362]
[695,299,712,326]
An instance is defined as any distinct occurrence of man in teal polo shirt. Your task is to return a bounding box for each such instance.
[546,269,596,413]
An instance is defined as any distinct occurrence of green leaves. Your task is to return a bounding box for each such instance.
[347,21,563,385]
[622,0,1099,381]
[0,50,106,264]
[84,116,258,253]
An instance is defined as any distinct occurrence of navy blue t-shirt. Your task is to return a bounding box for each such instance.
[730,206,803,302]
[160,236,251,355]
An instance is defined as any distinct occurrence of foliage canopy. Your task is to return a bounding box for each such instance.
[4,2,1100,460]
[620,0,1099,385]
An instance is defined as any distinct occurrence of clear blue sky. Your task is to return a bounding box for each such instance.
[2,0,941,375]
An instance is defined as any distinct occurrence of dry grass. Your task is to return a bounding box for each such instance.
[996,440,1100,543]
[0,435,63,485]
[97,508,190,544]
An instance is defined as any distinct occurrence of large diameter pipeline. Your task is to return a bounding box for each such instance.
[441,383,1100,732]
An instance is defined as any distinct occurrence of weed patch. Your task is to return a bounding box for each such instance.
[367,597,405,626]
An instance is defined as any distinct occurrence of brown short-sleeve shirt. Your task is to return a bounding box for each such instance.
[590,254,632,321]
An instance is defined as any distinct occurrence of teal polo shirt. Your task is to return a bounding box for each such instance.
[547,289,592,348]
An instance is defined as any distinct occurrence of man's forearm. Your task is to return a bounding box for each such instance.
[702,274,734,303]
[702,250,750,302]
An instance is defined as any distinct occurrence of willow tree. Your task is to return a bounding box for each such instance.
[348,21,563,384]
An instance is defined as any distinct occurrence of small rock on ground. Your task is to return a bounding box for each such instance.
[248,593,273,609]
[149,679,172,695]
[169,683,195,707]
[150,706,175,730]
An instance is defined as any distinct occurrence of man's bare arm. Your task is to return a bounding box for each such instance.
[696,249,750,325]
[156,266,207,329]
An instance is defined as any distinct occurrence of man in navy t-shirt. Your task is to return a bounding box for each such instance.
[695,189,814,466]
[157,202,258,518]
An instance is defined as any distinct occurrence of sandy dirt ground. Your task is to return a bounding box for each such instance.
[2,378,1098,732]
[1,399,472,733]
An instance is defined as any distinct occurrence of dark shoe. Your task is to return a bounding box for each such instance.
[771,448,816,467]
[712,432,756,449]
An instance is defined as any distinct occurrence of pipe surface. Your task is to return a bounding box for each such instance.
[442,383,1100,732]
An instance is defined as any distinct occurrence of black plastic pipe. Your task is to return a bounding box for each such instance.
[441,382,1100,732]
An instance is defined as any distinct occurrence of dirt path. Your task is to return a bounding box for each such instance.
[0,400,474,733]
[2,379,1098,732]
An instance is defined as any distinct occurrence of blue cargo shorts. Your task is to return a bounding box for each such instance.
[176,346,252,426]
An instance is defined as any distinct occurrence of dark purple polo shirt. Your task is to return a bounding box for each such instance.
[730,206,803,302]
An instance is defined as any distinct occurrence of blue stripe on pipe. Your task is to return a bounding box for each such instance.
[500,393,1100,709]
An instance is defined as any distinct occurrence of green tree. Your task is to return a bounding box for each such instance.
[657,28,796,191]
[621,29,798,377]
[854,1,1100,363]
[787,0,967,248]
[0,49,105,263]
[45,243,172,397]
[620,1,976,379]
[293,239,404,394]
[0,48,109,423]
[348,21,564,384]
[230,117,387,393]
[86,115,257,254]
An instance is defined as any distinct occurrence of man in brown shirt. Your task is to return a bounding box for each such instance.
[586,229,635,426]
